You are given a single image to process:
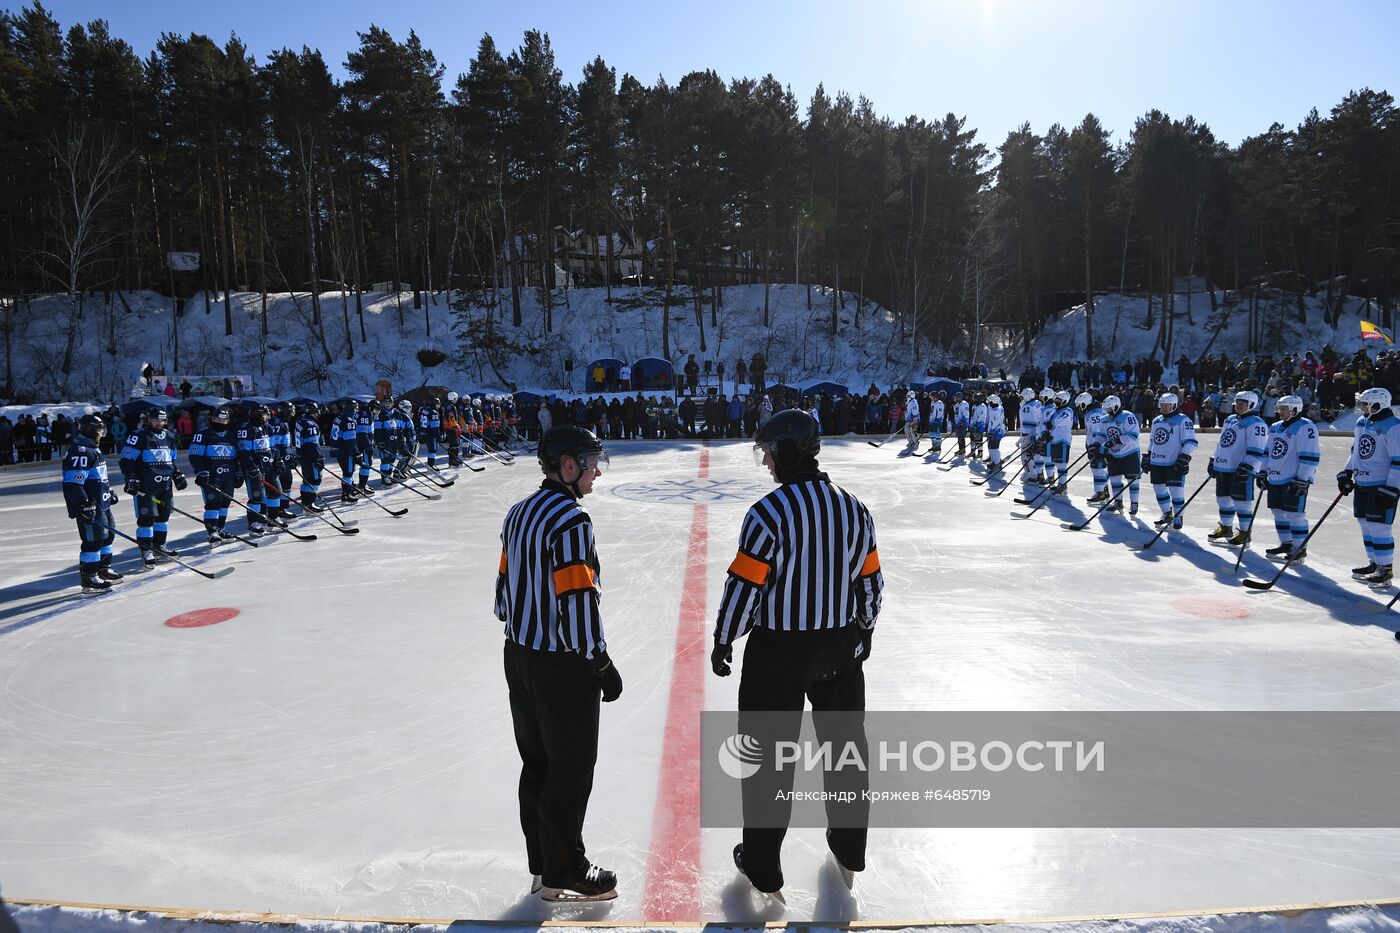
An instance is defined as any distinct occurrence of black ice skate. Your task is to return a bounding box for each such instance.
[1365,565,1394,588]
[1265,543,1292,560]
[826,828,858,890]
[540,864,618,902]
[1208,523,1233,543]
[1353,562,1378,579]
[97,556,123,582]
[1154,512,1174,527]
[1228,529,1251,547]
[79,570,112,594]
[732,844,786,905]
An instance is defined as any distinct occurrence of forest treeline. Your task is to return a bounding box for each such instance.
[1,2,1396,368]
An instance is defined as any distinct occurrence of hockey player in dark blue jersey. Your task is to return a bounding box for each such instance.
[294,401,326,511]
[356,400,377,494]
[418,398,442,468]
[265,402,294,522]
[331,400,361,502]
[237,404,276,535]
[188,406,241,546]
[395,399,417,478]
[119,407,187,566]
[375,400,399,486]
[64,413,122,591]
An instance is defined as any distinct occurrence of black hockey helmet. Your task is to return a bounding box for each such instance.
[78,413,106,438]
[299,400,320,417]
[211,406,232,425]
[753,409,820,470]
[278,401,296,418]
[144,406,168,424]
[539,425,607,476]
[248,404,270,423]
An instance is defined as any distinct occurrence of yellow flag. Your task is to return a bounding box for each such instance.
[1361,320,1393,344]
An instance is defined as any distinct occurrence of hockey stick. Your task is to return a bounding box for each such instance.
[317,463,409,517]
[1011,453,1093,518]
[973,458,1017,488]
[92,518,235,579]
[405,453,456,487]
[386,467,442,500]
[1229,490,1267,576]
[1242,490,1347,590]
[477,436,516,465]
[1061,482,1128,531]
[1012,450,1091,504]
[1130,473,1215,551]
[208,484,318,541]
[867,427,903,449]
[290,463,359,526]
[258,476,360,535]
[147,492,262,547]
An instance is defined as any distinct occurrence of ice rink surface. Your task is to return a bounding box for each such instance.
[2,436,1399,924]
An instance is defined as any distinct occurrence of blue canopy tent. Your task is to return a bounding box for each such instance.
[286,393,332,407]
[512,390,546,409]
[913,377,962,396]
[119,396,181,421]
[800,380,850,398]
[631,357,675,392]
[584,358,624,392]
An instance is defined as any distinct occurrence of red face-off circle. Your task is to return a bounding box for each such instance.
[165,607,240,628]
[1171,596,1251,620]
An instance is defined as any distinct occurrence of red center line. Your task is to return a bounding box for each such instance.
[641,444,710,921]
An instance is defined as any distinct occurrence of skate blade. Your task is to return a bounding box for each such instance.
[540,887,617,903]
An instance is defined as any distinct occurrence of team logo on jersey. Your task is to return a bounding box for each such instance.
[1360,435,1377,460]
[1107,428,1121,446]
[1270,438,1289,460]
[1153,427,1170,446]
[718,733,764,780]
[1219,428,1237,448]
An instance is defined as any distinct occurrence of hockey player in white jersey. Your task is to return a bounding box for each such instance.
[1044,391,1076,493]
[927,393,946,458]
[970,394,989,461]
[1338,387,1400,587]
[985,395,1006,471]
[1018,389,1041,482]
[1207,391,1268,546]
[1079,392,1110,503]
[903,392,922,451]
[1260,395,1321,561]
[1146,393,1199,529]
[952,393,970,457]
[1102,394,1142,515]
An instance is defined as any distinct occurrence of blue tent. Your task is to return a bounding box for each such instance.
[120,396,181,420]
[800,380,850,398]
[585,358,624,392]
[512,390,546,408]
[632,357,674,391]
[911,377,962,396]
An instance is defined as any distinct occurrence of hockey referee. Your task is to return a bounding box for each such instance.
[495,425,622,903]
[711,409,884,900]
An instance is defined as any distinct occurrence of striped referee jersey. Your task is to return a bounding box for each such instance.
[714,477,882,644]
[495,480,607,659]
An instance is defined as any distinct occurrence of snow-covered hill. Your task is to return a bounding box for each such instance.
[0,284,921,405]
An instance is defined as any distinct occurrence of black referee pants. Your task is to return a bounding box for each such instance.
[503,639,600,887]
[737,624,868,893]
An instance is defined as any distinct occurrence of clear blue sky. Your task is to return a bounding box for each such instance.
[41,0,1400,149]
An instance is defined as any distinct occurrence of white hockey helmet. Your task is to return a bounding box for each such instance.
[1021,387,1036,403]
[1039,387,1055,402]
[1276,395,1304,417]
[1074,391,1093,410]
[1232,390,1259,412]
[398,399,413,413]
[447,391,459,403]
[987,394,1001,408]
[472,396,482,407]
[1102,394,1122,415]
[1054,390,1071,406]
[1357,387,1392,416]
[1158,392,1179,412]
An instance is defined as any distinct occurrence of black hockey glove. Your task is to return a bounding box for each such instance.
[79,501,97,523]
[247,469,263,483]
[172,470,188,491]
[1337,469,1355,495]
[1288,479,1310,498]
[123,476,142,496]
[1087,443,1102,456]
[710,639,733,677]
[1256,473,1269,491]
[1235,463,1254,479]
[590,652,623,702]
[1174,454,1191,476]
[856,626,874,663]
[1141,452,1152,472]
[195,472,210,489]
[316,457,326,470]
[1379,486,1400,506]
